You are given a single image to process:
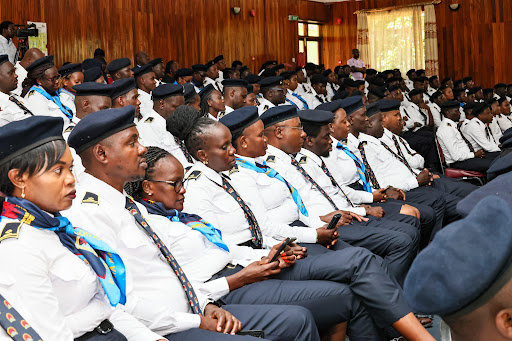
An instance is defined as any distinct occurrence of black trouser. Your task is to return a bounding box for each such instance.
[450,152,500,174]
[402,129,439,168]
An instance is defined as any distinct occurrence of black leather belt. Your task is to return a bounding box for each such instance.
[75,319,113,341]
[238,240,253,247]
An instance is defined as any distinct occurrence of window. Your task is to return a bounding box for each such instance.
[298,23,322,65]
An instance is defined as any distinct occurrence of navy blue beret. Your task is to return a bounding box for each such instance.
[487,153,512,180]
[83,67,103,83]
[0,54,9,66]
[244,74,261,84]
[472,102,491,117]
[387,84,400,92]
[0,116,64,166]
[458,173,512,214]
[106,58,131,73]
[280,71,297,80]
[495,83,507,89]
[332,91,349,101]
[408,88,424,98]
[369,86,387,99]
[199,84,216,100]
[462,76,473,83]
[111,78,137,99]
[149,58,163,67]
[58,63,82,77]
[222,79,248,88]
[311,74,327,85]
[192,64,207,72]
[260,105,298,128]
[487,98,498,106]
[430,91,443,101]
[463,101,477,111]
[219,106,260,134]
[439,100,461,111]
[152,83,184,101]
[214,55,224,63]
[366,102,381,117]
[272,64,285,71]
[183,84,198,101]
[82,58,103,71]
[206,60,216,69]
[467,86,482,95]
[259,76,283,88]
[26,55,54,72]
[341,96,364,115]
[343,78,359,88]
[176,68,193,78]
[498,97,508,105]
[499,127,512,145]
[405,195,512,317]
[483,88,494,94]
[68,106,136,154]
[72,82,114,97]
[378,99,401,113]
[428,75,438,82]
[132,63,154,79]
[316,99,344,112]
[299,109,333,125]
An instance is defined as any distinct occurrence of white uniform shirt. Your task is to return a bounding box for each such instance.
[436,117,475,164]
[228,155,320,244]
[0,35,16,63]
[257,97,275,115]
[380,128,425,170]
[294,83,312,97]
[286,89,306,110]
[183,162,273,266]
[204,77,220,91]
[12,62,27,96]
[24,89,71,127]
[65,172,214,336]
[0,91,33,127]
[464,117,501,152]
[401,102,427,131]
[59,90,76,114]
[490,117,504,142]
[326,83,339,101]
[428,102,443,128]
[303,88,327,110]
[136,109,194,168]
[296,148,367,216]
[137,89,153,118]
[496,114,512,133]
[0,217,161,341]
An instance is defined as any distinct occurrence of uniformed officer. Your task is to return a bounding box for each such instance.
[84,66,106,83]
[496,97,512,132]
[133,63,157,118]
[0,115,164,341]
[199,84,225,120]
[0,54,34,127]
[22,55,73,128]
[106,58,134,81]
[175,68,194,85]
[464,102,501,153]
[257,76,286,115]
[192,64,207,90]
[221,79,249,115]
[280,70,309,110]
[204,60,220,91]
[488,98,504,142]
[58,62,83,114]
[405,195,512,341]
[303,74,328,109]
[149,58,165,86]
[184,83,201,111]
[111,78,142,122]
[65,106,320,341]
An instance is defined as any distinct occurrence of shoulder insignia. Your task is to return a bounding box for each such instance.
[27,90,35,97]
[361,141,368,146]
[228,164,239,175]
[447,122,452,127]
[144,117,154,123]
[0,221,22,243]
[64,125,75,133]
[81,192,99,205]
[218,111,226,119]
[266,155,276,163]
[263,105,269,111]
[186,170,202,180]
[299,156,308,164]
[476,120,481,125]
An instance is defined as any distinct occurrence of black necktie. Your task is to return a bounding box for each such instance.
[381,140,418,176]
[125,197,202,314]
[319,160,354,207]
[174,137,195,164]
[0,293,43,341]
[8,96,33,116]
[357,142,381,189]
[457,126,475,152]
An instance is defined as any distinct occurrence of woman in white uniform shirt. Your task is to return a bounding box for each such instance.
[58,63,84,115]
[199,84,225,120]
[0,116,164,341]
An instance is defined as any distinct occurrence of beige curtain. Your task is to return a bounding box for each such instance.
[367,6,424,73]
[424,4,439,77]
[356,13,370,67]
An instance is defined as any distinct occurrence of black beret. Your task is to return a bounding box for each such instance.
[378,99,401,113]
[299,109,334,125]
[459,172,512,212]
[132,63,154,79]
[111,78,137,99]
[322,69,333,77]
[68,106,136,154]
[467,86,482,95]
[454,80,463,87]
[199,84,216,101]
[244,74,261,84]
[498,97,508,105]
[430,91,443,101]
[148,58,163,67]
[206,60,216,69]
[26,55,54,72]
[343,78,358,88]
[183,84,198,101]
[83,67,104,83]
[487,98,498,105]
[272,64,285,71]
[487,155,512,180]
[495,83,507,89]
[222,79,248,88]
[247,84,254,94]
[366,68,378,76]
[384,77,398,84]
[311,74,327,85]
[280,71,297,80]
[219,106,260,134]
[0,116,64,166]
[472,102,491,117]
[464,102,477,111]
[405,195,512,317]
[260,105,298,128]
[152,83,184,101]
[408,88,424,98]
[368,78,385,87]
[106,58,131,73]
[82,58,103,71]
[416,69,425,74]
[176,68,194,78]
[406,69,416,76]
[261,69,277,78]
[387,84,400,92]
[259,76,283,88]
[369,86,388,99]
[453,87,466,98]
[413,76,428,83]
[428,75,438,82]
[316,99,344,112]
[58,63,82,77]
[72,82,114,97]
[365,102,381,117]
[441,77,452,84]
[0,54,9,66]
[439,100,461,111]
[500,128,512,145]
[341,96,365,115]
[462,76,473,83]
[332,90,349,101]
[213,55,224,63]
[192,64,208,72]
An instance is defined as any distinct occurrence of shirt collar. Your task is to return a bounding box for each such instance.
[193,161,224,186]
[0,36,10,44]
[138,88,151,98]
[443,117,457,126]
[77,172,128,209]
[235,154,257,165]
[0,90,9,100]
[383,128,394,139]
[266,144,291,163]
[299,148,322,165]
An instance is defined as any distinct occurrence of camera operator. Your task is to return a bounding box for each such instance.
[0,21,16,63]
[12,47,44,96]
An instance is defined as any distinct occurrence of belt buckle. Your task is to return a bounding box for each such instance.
[95,319,113,335]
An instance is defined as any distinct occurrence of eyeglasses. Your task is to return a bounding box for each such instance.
[276,125,304,131]
[42,74,61,83]
[147,179,184,193]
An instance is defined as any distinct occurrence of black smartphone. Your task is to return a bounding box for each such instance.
[270,237,292,263]
[326,213,342,230]
[239,330,265,338]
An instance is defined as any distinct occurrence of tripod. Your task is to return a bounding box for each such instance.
[13,37,30,64]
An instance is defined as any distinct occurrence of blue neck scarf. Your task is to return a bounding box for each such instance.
[29,85,73,120]
[1,197,126,306]
[138,199,229,252]
[336,141,372,193]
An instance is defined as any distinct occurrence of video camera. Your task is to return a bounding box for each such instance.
[14,23,38,38]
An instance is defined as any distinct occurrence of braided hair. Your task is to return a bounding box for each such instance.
[124,146,170,200]
[21,64,54,97]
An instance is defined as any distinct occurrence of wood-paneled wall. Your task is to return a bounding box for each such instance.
[0,0,327,73]
[323,0,512,87]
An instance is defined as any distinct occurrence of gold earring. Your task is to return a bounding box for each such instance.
[21,186,25,199]
[203,160,208,165]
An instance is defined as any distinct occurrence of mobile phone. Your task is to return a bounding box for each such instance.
[270,237,292,263]
[239,330,265,338]
[326,214,342,230]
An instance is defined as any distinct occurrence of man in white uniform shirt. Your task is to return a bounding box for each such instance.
[463,102,501,153]
[11,48,44,96]
[221,79,248,115]
[133,63,157,118]
[303,75,328,110]
[257,76,286,115]
[281,70,309,110]
[204,60,221,91]
[106,58,134,81]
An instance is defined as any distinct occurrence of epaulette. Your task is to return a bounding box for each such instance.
[144,117,154,123]
[81,192,99,205]
[299,156,308,164]
[0,221,22,243]
[217,111,226,119]
[228,164,239,175]
[263,105,269,111]
[447,122,452,127]
[186,170,202,180]
[476,120,481,125]
[27,90,35,97]
[360,141,368,146]
[266,155,276,163]
[64,125,75,133]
